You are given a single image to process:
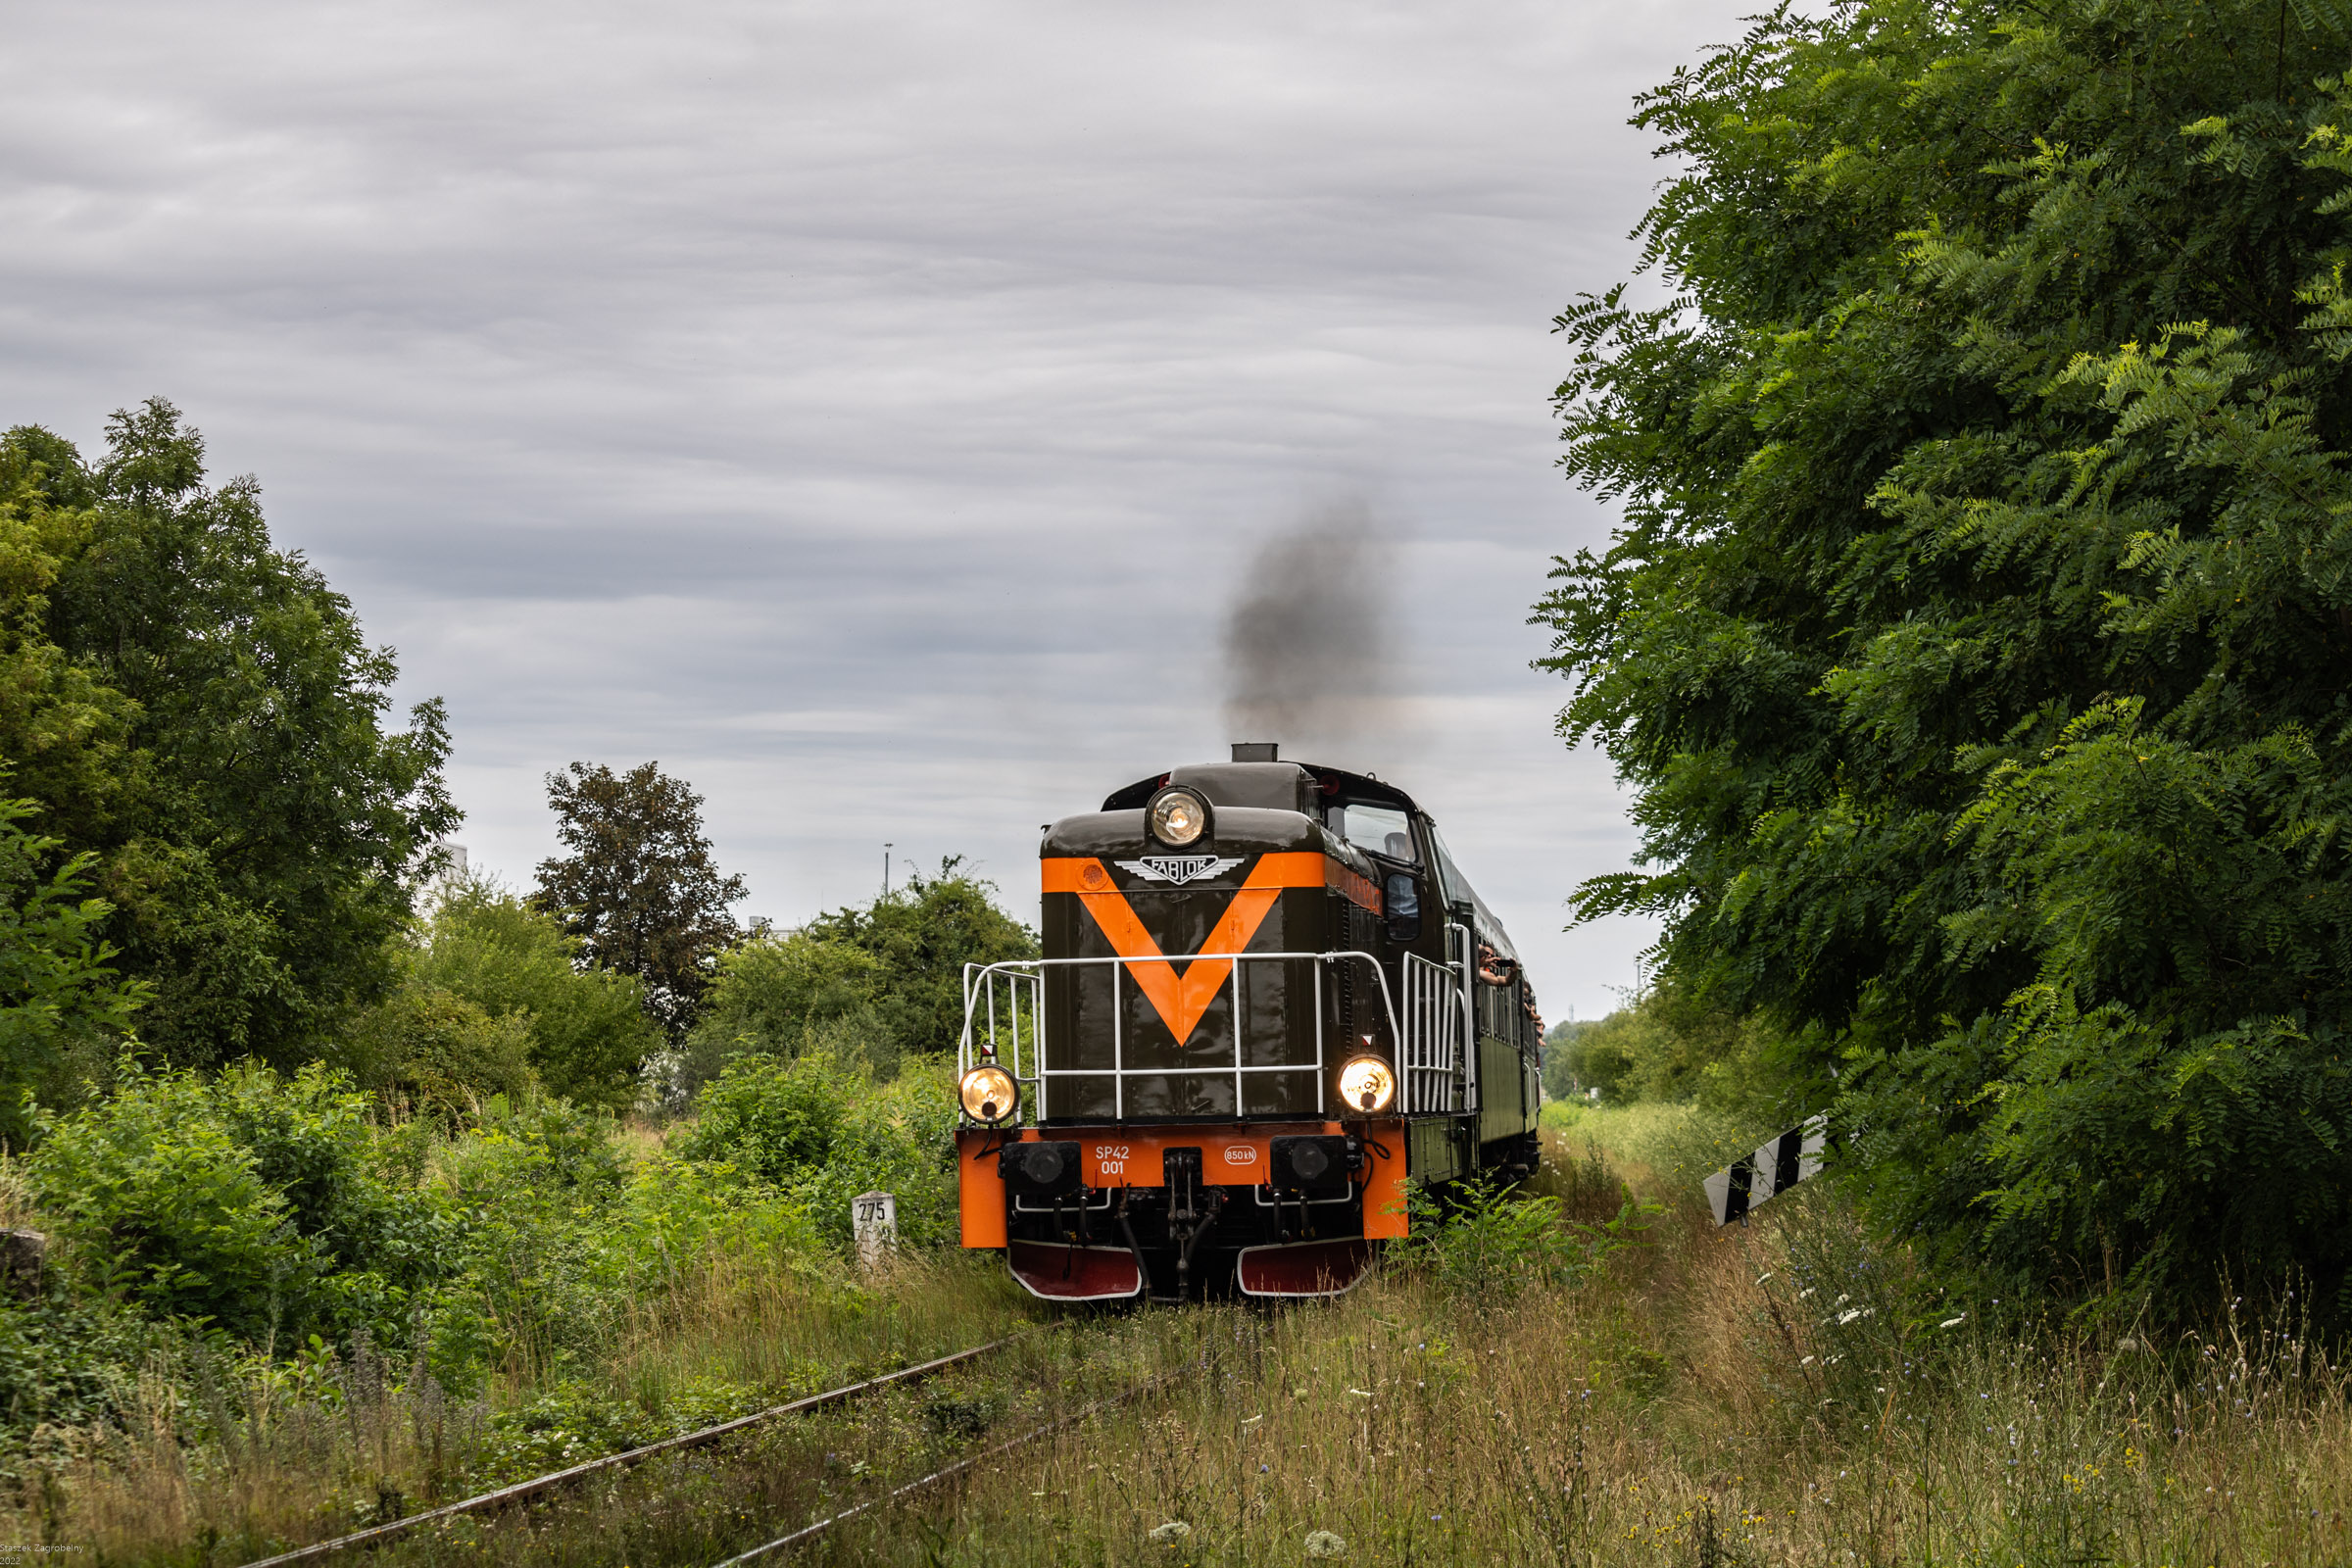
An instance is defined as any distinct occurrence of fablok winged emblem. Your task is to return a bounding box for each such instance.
[1113,855,1246,886]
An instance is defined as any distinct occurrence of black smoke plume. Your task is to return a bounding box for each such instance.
[1219,499,1397,766]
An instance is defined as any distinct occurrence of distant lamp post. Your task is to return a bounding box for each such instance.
[882,842,893,899]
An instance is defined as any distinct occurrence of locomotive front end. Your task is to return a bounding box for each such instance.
[956,749,1537,1301]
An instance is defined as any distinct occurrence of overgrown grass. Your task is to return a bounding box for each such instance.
[0,1054,1037,1562]
[10,1115,2352,1564]
[1540,1098,1770,1188]
[0,1248,1035,1561]
[790,1134,2352,1567]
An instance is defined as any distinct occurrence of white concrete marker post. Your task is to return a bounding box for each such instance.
[853,1191,897,1268]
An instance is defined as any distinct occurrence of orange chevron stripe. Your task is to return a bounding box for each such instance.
[1043,854,1321,1045]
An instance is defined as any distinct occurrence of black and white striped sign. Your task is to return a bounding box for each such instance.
[1703,1115,1827,1226]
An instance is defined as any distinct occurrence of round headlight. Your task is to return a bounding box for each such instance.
[1149,787,1209,848]
[958,1063,1019,1124]
[1337,1054,1396,1114]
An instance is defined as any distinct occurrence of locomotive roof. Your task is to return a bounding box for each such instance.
[1100,760,1417,814]
[1040,806,1341,860]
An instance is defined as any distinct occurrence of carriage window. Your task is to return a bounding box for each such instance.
[1338,804,1417,863]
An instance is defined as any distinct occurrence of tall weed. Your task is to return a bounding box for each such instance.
[1389,1166,1662,1304]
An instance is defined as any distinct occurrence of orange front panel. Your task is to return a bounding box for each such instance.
[959,1121,1410,1246]
[1360,1120,1408,1238]
[957,1129,1009,1249]
[1063,1122,1337,1187]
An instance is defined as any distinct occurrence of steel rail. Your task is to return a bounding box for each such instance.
[710,1372,1171,1565]
[234,1338,1022,1568]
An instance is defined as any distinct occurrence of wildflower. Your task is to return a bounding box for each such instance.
[1149,1521,1193,1546]
[1305,1530,1348,1558]
[1940,1314,1966,1329]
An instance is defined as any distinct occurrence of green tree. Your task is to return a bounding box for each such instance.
[407,877,657,1108]
[676,861,1036,1092]
[1538,0,2352,1311]
[532,761,744,1042]
[0,403,455,1069]
[681,928,885,1085]
[1544,984,1793,1115]
[1541,1017,1588,1102]
[793,860,1038,1059]
[0,797,148,1144]
[338,987,538,1120]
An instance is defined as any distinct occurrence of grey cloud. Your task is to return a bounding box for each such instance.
[0,0,1748,1017]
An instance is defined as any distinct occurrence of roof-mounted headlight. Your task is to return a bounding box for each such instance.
[1148,786,1210,848]
[959,1063,1019,1124]
[1338,1054,1396,1114]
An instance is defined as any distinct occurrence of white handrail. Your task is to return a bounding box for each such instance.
[1445,921,1479,1114]
[959,950,1435,1125]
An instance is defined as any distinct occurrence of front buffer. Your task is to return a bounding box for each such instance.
[958,1121,1406,1301]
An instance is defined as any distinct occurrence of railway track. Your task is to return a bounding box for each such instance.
[709,1369,1172,1565]
[234,1337,1025,1568]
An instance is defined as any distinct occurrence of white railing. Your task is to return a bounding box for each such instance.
[966,962,1044,1080]
[1447,921,1479,1114]
[959,948,1465,1125]
[1399,951,1465,1114]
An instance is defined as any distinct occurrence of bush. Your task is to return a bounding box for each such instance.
[0,1296,167,1456]
[31,1074,297,1340]
[678,931,886,1090]
[209,1061,455,1303]
[424,1098,630,1385]
[340,986,537,1118]
[421,1098,821,1390]
[409,878,657,1109]
[676,1052,957,1251]
[25,1059,457,1347]
[1389,1175,1661,1304]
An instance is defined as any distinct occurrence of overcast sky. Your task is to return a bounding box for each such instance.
[3,0,1739,1023]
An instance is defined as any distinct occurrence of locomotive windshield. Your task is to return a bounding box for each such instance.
[1335,802,1417,862]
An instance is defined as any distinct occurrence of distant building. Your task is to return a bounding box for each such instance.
[417,840,469,906]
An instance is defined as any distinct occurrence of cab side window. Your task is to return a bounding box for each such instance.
[1385,872,1421,941]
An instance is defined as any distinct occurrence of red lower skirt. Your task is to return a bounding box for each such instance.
[1006,1240,1144,1300]
[1235,1238,1372,1298]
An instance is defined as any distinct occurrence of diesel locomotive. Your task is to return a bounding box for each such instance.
[954,745,1544,1300]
